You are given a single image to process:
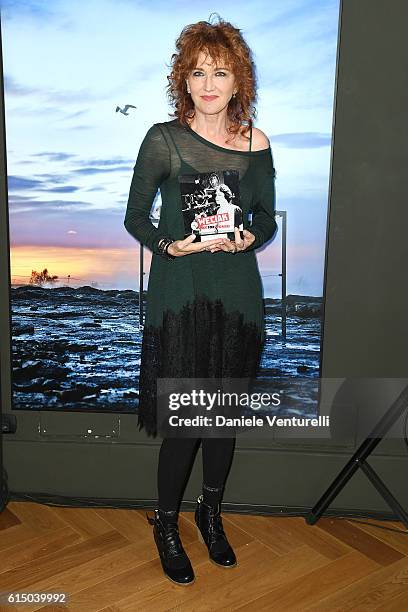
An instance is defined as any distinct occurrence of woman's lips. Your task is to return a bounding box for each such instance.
[201,96,218,101]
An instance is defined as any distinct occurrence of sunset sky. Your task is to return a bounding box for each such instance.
[3,0,340,297]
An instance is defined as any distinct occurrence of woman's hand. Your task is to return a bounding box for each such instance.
[213,228,256,253]
[167,234,226,257]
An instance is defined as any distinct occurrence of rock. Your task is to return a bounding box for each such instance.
[56,383,101,402]
[12,324,34,336]
[81,322,102,328]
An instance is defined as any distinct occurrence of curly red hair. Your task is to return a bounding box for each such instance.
[166,15,258,144]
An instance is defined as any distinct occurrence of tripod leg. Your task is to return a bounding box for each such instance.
[306,383,408,525]
[359,459,408,529]
[306,433,384,525]
[306,453,361,524]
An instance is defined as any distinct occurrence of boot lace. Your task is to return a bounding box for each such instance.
[207,509,226,545]
[162,522,184,558]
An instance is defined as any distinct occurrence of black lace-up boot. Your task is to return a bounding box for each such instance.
[146,508,195,585]
[195,494,237,568]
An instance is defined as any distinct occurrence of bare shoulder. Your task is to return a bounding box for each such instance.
[250,127,270,151]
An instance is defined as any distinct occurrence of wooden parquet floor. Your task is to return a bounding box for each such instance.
[1,501,408,611]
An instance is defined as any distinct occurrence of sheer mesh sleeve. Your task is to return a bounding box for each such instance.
[245,150,278,251]
[124,123,171,253]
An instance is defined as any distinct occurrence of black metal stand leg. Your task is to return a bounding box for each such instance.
[306,383,408,528]
[358,458,408,527]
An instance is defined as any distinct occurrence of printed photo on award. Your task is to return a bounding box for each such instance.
[179,169,244,241]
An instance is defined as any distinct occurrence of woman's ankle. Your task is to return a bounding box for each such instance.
[202,483,225,506]
[156,507,179,525]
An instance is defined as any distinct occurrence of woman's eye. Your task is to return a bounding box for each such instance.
[193,70,227,77]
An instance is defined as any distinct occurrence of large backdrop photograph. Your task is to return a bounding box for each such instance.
[3,0,340,418]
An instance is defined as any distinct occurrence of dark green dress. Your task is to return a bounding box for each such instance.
[124,118,277,437]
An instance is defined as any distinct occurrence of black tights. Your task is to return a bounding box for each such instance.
[157,436,236,511]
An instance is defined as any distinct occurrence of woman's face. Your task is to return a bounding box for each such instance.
[186,51,237,117]
[215,191,229,206]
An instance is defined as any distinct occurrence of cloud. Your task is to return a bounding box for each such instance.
[3,74,42,96]
[250,0,338,35]
[33,152,78,162]
[4,73,112,104]
[7,194,36,202]
[271,132,331,148]
[0,0,60,21]
[30,152,133,167]
[8,197,95,213]
[59,109,90,120]
[8,204,131,248]
[8,174,81,193]
[73,165,132,175]
[8,153,134,197]
[21,172,75,183]
[7,175,44,191]
[72,157,132,167]
[42,185,80,193]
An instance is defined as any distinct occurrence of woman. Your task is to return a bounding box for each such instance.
[124,16,277,586]
[213,176,244,236]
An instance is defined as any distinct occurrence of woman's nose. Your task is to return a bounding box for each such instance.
[204,77,215,91]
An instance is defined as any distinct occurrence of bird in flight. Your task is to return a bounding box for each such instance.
[116,104,137,115]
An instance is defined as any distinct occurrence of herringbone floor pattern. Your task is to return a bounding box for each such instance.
[1,501,408,611]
